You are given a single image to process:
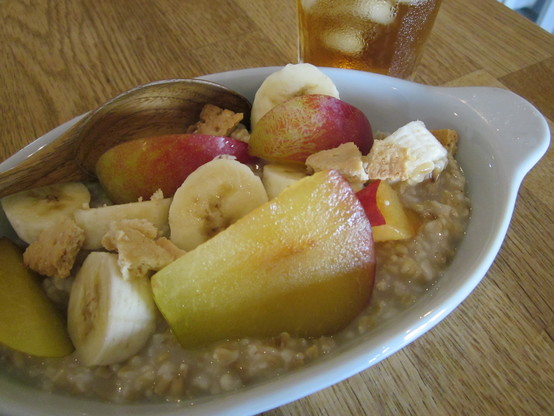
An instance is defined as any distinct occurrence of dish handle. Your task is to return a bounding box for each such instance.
[450,87,550,183]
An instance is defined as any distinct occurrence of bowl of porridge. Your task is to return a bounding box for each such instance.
[0,66,549,416]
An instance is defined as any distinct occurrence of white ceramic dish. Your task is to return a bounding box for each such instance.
[0,67,550,416]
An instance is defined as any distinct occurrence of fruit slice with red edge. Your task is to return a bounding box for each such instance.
[356,180,386,226]
[357,180,415,242]
[96,134,254,204]
[249,94,373,164]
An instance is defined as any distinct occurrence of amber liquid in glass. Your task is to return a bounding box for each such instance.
[297,0,442,79]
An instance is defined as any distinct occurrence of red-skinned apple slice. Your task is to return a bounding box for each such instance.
[95,134,254,204]
[357,180,415,242]
[357,180,386,226]
[249,94,373,164]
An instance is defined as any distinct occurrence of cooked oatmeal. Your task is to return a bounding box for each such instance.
[0,155,470,403]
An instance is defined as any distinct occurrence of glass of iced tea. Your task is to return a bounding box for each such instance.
[297,0,442,79]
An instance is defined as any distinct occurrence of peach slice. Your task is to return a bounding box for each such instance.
[357,180,416,242]
[151,170,375,348]
[95,134,253,204]
[248,94,373,164]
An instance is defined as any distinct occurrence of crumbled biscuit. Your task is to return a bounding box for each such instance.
[155,237,187,259]
[23,217,85,279]
[102,218,185,280]
[150,189,165,201]
[365,140,411,182]
[229,124,251,143]
[187,104,244,136]
[373,131,389,140]
[431,129,459,155]
[306,142,369,189]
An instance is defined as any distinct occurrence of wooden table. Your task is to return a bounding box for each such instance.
[1,0,553,414]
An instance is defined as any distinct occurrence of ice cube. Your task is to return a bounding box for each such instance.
[357,0,396,25]
[397,0,428,4]
[323,29,364,55]
[300,0,320,12]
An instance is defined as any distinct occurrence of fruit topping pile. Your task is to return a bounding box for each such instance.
[0,63,459,366]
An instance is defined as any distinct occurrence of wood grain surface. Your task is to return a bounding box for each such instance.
[1,0,553,415]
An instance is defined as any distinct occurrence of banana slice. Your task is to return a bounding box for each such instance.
[368,120,449,185]
[250,63,340,128]
[169,158,268,251]
[262,163,307,199]
[67,252,157,366]
[1,182,91,244]
[73,198,171,250]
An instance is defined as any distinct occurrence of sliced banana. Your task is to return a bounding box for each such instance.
[250,63,340,128]
[1,182,91,244]
[169,158,268,251]
[262,163,307,200]
[379,120,448,185]
[73,198,171,250]
[67,251,157,367]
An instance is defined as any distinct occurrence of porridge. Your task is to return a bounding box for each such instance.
[0,64,470,403]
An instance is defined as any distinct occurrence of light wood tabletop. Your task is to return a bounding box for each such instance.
[1,0,553,415]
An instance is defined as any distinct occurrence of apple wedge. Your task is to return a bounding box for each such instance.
[0,238,74,357]
[96,134,253,204]
[357,180,416,242]
[151,170,375,348]
[249,94,373,164]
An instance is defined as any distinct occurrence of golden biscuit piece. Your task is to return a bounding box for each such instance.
[23,218,85,279]
[306,142,369,190]
[102,218,185,280]
[364,140,411,183]
[187,104,244,137]
[431,129,459,155]
[229,124,251,143]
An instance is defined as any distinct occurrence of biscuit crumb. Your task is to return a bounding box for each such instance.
[365,140,411,182]
[306,142,369,190]
[102,219,185,280]
[150,189,164,201]
[431,129,459,155]
[229,124,251,143]
[187,104,244,137]
[23,218,85,279]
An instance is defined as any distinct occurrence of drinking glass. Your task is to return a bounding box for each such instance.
[297,0,442,79]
